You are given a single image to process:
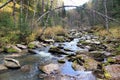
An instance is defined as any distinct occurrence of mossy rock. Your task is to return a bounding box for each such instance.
[116,45,120,51]
[5,48,18,53]
[28,43,35,49]
[104,71,112,79]
[103,64,120,80]
[72,60,85,71]
[79,40,89,45]
[107,57,116,63]
[54,36,65,42]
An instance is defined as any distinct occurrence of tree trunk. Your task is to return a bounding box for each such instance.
[104,0,109,32]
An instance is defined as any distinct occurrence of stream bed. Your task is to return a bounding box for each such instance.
[0,38,97,80]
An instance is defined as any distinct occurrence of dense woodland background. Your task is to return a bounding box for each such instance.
[0,0,120,45]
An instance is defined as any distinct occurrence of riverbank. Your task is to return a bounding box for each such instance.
[0,28,120,80]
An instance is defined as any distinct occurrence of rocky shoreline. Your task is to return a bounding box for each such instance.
[0,29,120,80]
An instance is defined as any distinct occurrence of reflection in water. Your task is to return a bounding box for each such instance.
[61,61,96,80]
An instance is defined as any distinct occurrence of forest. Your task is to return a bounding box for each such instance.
[0,0,120,80]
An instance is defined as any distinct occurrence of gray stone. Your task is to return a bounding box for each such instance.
[39,63,59,74]
[4,58,21,69]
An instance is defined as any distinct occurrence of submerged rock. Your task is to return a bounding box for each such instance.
[0,64,8,72]
[39,63,60,74]
[21,65,32,72]
[4,58,21,69]
[104,64,120,80]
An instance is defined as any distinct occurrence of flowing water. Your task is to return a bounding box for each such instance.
[0,38,96,80]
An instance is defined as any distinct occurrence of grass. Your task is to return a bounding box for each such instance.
[36,26,67,39]
[93,25,120,39]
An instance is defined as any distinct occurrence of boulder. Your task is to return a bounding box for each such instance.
[107,55,120,64]
[72,60,85,71]
[16,44,27,49]
[77,54,99,70]
[39,63,59,74]
[4,45,22,53]
[89,51,107,61]
[4,58,21,69]
[49,46,68,55]
[21,65,32,72]
[104,64,120,80]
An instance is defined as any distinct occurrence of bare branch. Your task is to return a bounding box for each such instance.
[36,5,120,24]
[0,0,12,9]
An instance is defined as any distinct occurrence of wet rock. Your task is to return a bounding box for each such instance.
[28,49,39,54]
[21,65,32,72]
[58,58,66,63]
[39,74,75,80]
[4,58,21,69]
[0,64,8,72]
[72,60,85,71]
[78,54,99,70]
[76,49,89,54]
[89,51,107,61]
[104,64,120,80]
[39,63,59,74]
[4,45,22,53]
[49,46,68,55]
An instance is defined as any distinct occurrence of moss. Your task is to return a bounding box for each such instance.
[116,45,120,51]
[28,44,35,49]
[79,41,89,45]
[104,71,112,79]
[107,57,116,63]
[5,48,18,53]
[54,36,65,42]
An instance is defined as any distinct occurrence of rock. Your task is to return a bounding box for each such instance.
[4,45,22,53]
[49,46,68,55]
[28,41,43,48]
[44,39,54,44]
[107,55,120,64]
[54,36,65,42]
[21,65,32,72]
[28,43,36,49]
[72,60,85,71]
[85,39,101,44]
[39,74,75,80]
[0,64,8,72]
[28,49,39,54]
[89,51,112,61]
[78,54,99,70]
[4,58,21,69]
[16,44,27,49]
[58,58,66,63]
[76,49,89,54]
[39,63,59,74]
[104,64,120,80]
